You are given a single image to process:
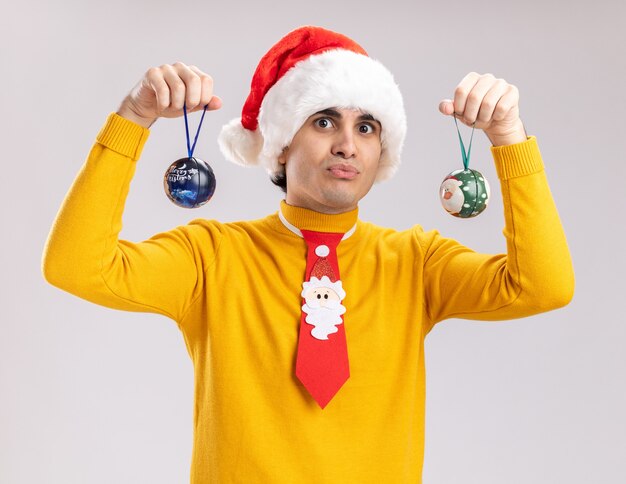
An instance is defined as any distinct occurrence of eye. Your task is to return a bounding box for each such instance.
[324,294,329,299]
[358,123,375,134]
[317,294,321,299]
[315,117,333,129]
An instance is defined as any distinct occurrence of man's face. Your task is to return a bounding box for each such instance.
[277,107,383,214]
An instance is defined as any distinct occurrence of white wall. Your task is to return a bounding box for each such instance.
[1,0,624,482]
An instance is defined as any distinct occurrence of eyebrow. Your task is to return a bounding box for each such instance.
[314,108,381,127]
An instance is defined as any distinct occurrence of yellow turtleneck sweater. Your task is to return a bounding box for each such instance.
[42,113,574,483]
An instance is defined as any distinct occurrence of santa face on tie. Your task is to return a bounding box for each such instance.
[301,275,347,340]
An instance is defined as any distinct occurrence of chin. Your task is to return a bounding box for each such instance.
[319,188,360,210]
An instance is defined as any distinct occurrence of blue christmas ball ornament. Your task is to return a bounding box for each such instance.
[164,157,216,208]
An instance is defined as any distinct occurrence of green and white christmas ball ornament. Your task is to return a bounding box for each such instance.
[440,169,490,218]
[441,115,491,218]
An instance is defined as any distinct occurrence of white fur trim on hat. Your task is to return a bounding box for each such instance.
[217,117,264,167]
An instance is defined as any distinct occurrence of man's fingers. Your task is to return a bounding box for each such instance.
[145,68,170,114]
[186,65,222,112]
[453,72,481,117]
[187,65,216,109]
[461,73,496,124]
[492,85,519,122]
[187,95,223,113]
[172,62,203,110]
[206,95,222,111]
[161,64,187,111]
[439,99,454,115]
[119,62,220,125]
[476,79,509,123]
[439,72,522,138]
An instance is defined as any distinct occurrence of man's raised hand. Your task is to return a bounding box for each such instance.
[439,72,527,146]
[117,62,222,129]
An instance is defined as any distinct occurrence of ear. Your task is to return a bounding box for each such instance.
[278,146,289,166]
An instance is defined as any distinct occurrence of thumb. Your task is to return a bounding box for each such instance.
[188,95,223,113]
[206,95,222,111]
[438,99,454,115]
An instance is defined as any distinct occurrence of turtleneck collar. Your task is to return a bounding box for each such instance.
[279,200,359,234]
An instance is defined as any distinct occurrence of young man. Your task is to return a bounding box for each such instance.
[42,26,574,483]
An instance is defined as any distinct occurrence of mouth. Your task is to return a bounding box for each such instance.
[328,163,359,180]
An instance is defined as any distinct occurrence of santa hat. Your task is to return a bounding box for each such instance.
[217,25,407,182]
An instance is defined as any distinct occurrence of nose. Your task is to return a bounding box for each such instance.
[331,127,357,159]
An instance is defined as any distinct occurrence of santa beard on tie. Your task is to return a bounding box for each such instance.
[301,297,347,340]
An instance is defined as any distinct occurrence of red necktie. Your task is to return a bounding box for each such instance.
[296,230,350,409]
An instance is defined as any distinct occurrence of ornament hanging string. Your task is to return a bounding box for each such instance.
[183,102,208,158]
[453,113,476,170]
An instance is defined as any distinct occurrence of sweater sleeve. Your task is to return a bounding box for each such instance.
[42,113,221,323]
[419,136,575,331]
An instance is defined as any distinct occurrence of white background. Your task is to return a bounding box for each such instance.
[1,0,625,482]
